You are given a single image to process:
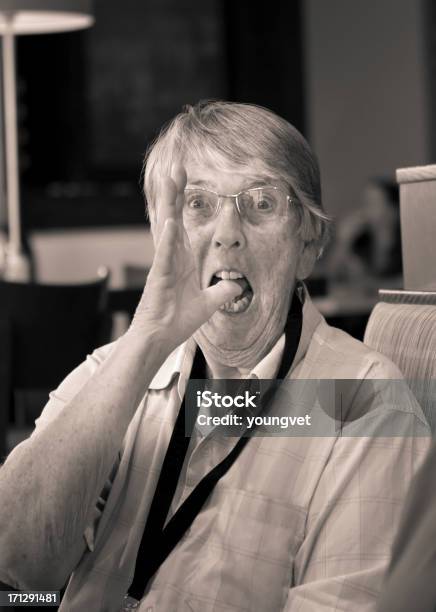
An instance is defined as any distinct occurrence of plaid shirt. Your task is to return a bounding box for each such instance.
[28,294,431,611]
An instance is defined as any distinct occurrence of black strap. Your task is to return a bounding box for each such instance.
[128,292,303,600]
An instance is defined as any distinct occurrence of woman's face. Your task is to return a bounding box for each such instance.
[181,159,315,369]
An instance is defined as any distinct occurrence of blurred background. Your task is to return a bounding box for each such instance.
[1,0,436,448]
[1,0,433,280]
[1,0,433,285]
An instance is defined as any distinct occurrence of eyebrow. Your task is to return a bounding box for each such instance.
[187,177,278,191]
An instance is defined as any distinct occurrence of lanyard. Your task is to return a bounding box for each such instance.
[127,293,303,602]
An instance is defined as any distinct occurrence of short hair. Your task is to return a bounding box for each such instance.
[143,100,332,256]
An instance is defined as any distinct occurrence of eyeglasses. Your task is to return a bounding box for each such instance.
[183,185,296,225]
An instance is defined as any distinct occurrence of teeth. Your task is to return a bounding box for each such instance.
[219,294,252,314]
[233,295,251,313]
[214,269,252,314]
[215,269,244,280]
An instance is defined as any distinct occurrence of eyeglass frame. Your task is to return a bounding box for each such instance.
[183,185,299,222]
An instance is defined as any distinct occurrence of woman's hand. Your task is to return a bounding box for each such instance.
[127,164,242,354]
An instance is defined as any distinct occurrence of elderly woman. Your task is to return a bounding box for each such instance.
[0,101,430,611]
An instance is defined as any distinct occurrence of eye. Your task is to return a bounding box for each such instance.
[185,194,206,209]
[184,191,213,210]
[184,190,216,220]
[255,197,274,211]
[251,190,277,214]
[189,197,206,209]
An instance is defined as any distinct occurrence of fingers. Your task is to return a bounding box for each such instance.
[201,280,243,318]
[171,163,187,215]
[156,177,178,239]
[151,162,192,281]
[152,218,179,277]
[171,163,191,249]
[155,163,187,241]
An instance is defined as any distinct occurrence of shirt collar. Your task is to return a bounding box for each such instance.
[248,282,322,380]
[289,281,322,376]
[148,282,322,390]
[148,342,188,389]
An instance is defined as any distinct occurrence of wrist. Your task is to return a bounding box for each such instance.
[117,326,172,371]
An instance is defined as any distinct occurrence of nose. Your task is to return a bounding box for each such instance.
[211,197,246,250]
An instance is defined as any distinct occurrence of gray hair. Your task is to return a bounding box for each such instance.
[143,100,332,256]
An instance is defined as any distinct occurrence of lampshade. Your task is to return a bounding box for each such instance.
[0,0,94,34]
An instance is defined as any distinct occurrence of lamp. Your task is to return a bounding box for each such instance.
[0,1,94,281]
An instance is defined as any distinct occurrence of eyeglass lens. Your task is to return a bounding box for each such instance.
[183,187,288,224]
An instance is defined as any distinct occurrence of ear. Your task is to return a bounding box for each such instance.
[296,241,317,280]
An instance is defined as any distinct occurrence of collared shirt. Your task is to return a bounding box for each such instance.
[168,327,285,522]
[12,293,432,611]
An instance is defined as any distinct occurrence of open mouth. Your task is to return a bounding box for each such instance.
[209,270,254,314]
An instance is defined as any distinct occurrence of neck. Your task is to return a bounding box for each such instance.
[204,354,252,380]
[193,323,282,374]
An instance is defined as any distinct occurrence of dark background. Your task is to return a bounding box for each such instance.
[16,0,305,229]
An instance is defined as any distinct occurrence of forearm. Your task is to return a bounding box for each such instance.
[0,329,167,589]
[0,165,239,589]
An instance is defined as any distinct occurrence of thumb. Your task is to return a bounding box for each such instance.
[201,280,243,317]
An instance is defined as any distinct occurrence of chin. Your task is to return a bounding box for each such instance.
[202,319,254,351]
[203,302,266,350]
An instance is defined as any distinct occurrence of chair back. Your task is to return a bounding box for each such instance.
[364,290,436,432]
[397,164,436,291]
[0,269,110,455]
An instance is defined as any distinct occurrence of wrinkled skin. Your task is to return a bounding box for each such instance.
[181,160,317,372]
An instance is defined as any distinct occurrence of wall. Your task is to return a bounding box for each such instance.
[303,0,431,219]
[29,226,156,338]
[29,227,154,288]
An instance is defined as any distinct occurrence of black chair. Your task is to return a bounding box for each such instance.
[0,268,111,458]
